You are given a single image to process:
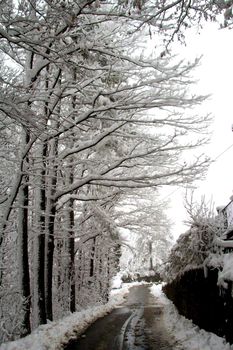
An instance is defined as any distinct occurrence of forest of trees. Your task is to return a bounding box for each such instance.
[0,0,232,343]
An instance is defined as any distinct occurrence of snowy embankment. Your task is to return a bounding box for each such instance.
[0,284,131,350]
[151,284,233,350]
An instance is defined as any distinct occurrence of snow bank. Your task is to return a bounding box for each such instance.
[150,284,233,350]
[0,285,130,350]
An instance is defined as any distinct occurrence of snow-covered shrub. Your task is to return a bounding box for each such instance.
[163,195,225,283]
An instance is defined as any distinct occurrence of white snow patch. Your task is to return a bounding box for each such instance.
[150,283,233,350]
[218,253,233,288]
[0,284,130,350]
[110,272,123,289]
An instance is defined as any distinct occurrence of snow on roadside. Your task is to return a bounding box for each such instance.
[150,284,233,350]
[0,284,131,350]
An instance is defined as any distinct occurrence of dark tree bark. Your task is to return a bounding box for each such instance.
[45,202,56,321]
[44,135,59,321]
[43,66,60,322]
[77,249,83,292]
[67,69,77,313]
[37,230,46,324]
[68,197,76,312]
[37,141,48,325]
[89,237,96,278]
[148,241,153,270]
[18,131,31,336]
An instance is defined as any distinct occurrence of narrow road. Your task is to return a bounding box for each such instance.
[64,284,182,350]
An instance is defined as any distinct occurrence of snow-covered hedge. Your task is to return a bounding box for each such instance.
[164,214,233,291]
[163,223,216,282]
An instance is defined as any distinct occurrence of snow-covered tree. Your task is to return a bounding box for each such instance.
[0,0,218,341]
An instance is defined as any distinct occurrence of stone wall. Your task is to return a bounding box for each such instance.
[163,268,233,344]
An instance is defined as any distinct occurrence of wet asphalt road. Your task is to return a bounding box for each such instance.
[64,284,181,350]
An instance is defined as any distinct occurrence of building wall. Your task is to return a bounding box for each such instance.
[226,201,233,227]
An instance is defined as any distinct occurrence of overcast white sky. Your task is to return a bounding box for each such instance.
[166,22,233,238]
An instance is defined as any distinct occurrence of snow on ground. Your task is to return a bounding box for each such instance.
[150,283,233,350]
[2,281,233,350]
[0,284,131,350]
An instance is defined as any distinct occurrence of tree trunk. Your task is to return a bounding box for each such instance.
[37,141,47,325]
[67,76,76,313]
[44,133,59,321]
[148,241,153,270]
[68,198,76,312]
[37,226,46,324]
[43,64,60,321]
[45,202,56,321]
[17,130,31,336]
[77,248,83,292]
[89,237,96,278]
[56,236,63,305]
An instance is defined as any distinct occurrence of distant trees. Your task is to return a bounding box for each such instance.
[117,188,173,276]
[0,0,220,342]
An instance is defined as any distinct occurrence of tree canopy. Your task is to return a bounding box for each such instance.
[0,0,229,342]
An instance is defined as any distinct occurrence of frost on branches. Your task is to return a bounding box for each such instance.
[0,0,225,343]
